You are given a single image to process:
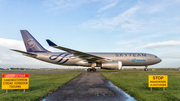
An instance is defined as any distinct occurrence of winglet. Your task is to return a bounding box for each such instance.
[46,39,57,46]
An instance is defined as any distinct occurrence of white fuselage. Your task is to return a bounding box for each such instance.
[33,52,162,67]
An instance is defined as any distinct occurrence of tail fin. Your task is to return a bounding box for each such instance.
[20,30,50,52]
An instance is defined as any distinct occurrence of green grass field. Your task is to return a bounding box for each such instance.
[99,68,180,72]
[1,69,180,101]
[102,72,180,101]
[0,73,80,101]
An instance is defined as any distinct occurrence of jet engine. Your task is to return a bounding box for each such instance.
[101,61,122,70]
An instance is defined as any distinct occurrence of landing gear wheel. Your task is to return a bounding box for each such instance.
[87,68,97,72]
[144,68,148,71]
[92,68,96,72]
[87,68,91,72]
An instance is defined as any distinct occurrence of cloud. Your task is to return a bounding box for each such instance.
[143,35,161,38]
[0,38,53,51]
[140,41,180,49]
[116,40,142,49]
[0,38,25,50]
[146,3,165,14]
[158,52,180,58]
[0,38,29,65]
[80,0,180,32]
[117,40,141,45]
[82,6,140,31]
[0,38,56,68]
[140,0,180,15]
[43,0,100,10]
[97,0,118,13]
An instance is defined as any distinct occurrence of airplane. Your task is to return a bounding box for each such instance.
[11,30,162,72]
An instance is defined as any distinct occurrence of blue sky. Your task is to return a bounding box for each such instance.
[0,0,180,68]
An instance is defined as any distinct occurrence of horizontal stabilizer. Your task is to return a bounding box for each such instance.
[10,49,37,58]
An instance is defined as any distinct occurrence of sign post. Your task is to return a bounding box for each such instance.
[148,75,168,91]
[2,74,29,93]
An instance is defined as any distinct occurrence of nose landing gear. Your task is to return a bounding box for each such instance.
[144,66,148,71]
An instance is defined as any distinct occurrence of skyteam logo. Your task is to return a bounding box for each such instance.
[132,58,146,62]
[26,39,35,48]
[49,53,74,64]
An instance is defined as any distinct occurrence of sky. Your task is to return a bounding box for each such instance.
[0,0,180,68]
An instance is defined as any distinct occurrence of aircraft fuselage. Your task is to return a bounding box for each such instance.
[34,52,161,67]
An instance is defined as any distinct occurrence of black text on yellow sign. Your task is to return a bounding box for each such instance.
[148,75,168,87]
[2,74,29,89]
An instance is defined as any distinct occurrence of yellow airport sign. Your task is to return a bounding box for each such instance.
[2,74,29,89]
[149,75,168,87]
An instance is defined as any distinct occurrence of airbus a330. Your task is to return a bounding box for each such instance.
[11,30,162,72]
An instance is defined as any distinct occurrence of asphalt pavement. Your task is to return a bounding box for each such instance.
[41,72,137,101]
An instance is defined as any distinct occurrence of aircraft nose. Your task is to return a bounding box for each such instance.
[158,58,162,63]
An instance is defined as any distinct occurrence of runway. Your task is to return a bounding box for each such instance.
[41,72,137,101]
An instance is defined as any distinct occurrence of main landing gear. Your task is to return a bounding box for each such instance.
[87,62,97,72]
[87,68,97,72]
[144,66,148,71]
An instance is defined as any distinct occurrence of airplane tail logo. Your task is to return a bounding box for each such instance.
[20,30,50,52]
[26,39,35,48]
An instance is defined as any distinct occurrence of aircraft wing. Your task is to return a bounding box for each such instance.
[10,49,37,58]
[46,40,111,63]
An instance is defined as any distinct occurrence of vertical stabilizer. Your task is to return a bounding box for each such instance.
[20,30,49,52]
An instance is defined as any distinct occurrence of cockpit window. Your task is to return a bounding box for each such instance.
[155,56,158,58]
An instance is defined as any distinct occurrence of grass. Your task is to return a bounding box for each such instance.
[102,72,180,101]
[99,68,180,72]
[0,73,80,101]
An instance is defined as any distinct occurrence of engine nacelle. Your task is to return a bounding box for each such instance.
[101,61,122,70]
